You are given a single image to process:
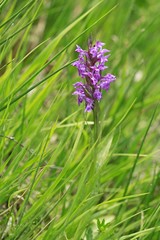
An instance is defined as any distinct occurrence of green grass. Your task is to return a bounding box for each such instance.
[0,0,160,239]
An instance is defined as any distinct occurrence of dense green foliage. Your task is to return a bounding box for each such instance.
[0,0,160,239]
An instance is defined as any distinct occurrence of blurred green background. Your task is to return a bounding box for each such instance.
[0,0,160,239]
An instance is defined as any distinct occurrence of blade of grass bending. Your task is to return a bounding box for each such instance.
[124,103,159,196]
[0,19,36,46]
[109,98,137,135]
[117,103,159,218]
[0,60,74,112]
[0,0,35,29]
[0,0,8,9]
[17,122,57,225]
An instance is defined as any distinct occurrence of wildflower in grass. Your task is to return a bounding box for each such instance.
[72,41,116,112]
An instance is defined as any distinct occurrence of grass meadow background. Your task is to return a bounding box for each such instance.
[0,0,160,239]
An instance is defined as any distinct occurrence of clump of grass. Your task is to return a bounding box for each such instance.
[0,0,160,239]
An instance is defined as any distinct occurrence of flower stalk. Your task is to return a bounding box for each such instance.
[72,40,116,174]
[93,100,100,143]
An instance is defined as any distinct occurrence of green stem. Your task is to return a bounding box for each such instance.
[93,100,100,144]
[91,100,100,176]
[87,100,101,182]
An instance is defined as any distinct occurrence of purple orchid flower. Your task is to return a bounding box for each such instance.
[72,41,116,112]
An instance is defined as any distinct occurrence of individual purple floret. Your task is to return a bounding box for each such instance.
[72,41,116,112]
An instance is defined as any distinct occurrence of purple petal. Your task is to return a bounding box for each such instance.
[93,89,102,100]
[95,41,105,48]
[85,98,94,112]
[103,73,116,82]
